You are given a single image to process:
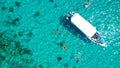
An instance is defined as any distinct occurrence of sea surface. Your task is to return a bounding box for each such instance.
[0,0,120,68]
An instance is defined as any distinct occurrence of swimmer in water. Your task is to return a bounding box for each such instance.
[75,52,81,63]
[84,2,89,8]
[76,58,80,63]
[59,43,67,50]
[55,28,60,34]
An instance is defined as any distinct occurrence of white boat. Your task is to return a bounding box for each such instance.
[66,12,107,47]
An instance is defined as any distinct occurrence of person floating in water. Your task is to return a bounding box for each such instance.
[75,52,81,63]
[59,43,67,50]
[84,0,90,8]
[54,28,60,34]
[84,2,89,8]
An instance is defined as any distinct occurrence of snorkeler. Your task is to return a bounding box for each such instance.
[75,52,81,63]
[59,43,67,50]
[84,2,89,8]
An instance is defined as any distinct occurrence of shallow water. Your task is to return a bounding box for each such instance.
[0,0,120,68]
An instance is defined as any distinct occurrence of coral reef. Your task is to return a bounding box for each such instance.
[9,7,14,12]
[49,0,54,3]
[57,56,62,61]
[33,11,41,17]
[0,29,33,67]
[15,1,21,7]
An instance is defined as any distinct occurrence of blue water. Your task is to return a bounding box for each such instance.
[0,0,120,68]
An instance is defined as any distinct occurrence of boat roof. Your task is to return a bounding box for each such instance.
[71,13,96,38]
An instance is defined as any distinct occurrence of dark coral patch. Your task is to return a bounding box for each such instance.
[10,30,14,32]
[0,54,5,63]
[1,6,7,11]
[54,4,57,8]
[57,56,62,61]
[49,0,54,3]
[22,48,32,55]
[0,42,9,52]
[0,31,5,38]
[11,18,19,26]
[64,63,68,68]
[14,34,17,38]
[39,64,43,68]
[88,57,91,59]
[22,58,33,64]
[25,39,31,43]
[0,37,11,52]
[0,34,13,54]
[72,66,76,68]
[2,37,11,46]
[18,31,24,36]
[26,31,33,37]
[14,41,21,49]
[33,11,41,17]
[4,17,20,26]
[15,1,21,7]
[59,42,65,47]
[9,7,14,12]
[4,20,11,26]
[13,41,33,56]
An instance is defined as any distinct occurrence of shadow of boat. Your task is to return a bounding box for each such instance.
[60,15,91,43]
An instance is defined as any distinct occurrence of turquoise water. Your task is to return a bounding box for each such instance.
[0,0,120,68]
